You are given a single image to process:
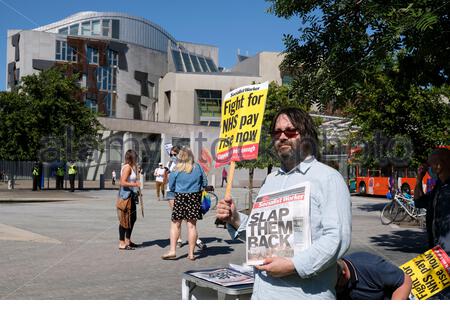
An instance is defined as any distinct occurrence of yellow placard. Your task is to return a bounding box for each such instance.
[400,246,450,300]
[215,82,268,167]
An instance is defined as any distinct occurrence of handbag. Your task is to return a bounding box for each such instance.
[116,196,132,212]
[200,190,211,215]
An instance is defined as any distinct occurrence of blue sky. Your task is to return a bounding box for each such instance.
[0,0,301,90]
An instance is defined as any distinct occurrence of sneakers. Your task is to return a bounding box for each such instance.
[196,240,207,250]
[176,239,183,248]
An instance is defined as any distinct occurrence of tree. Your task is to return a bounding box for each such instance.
[236,81,306,208]
[266,0,450,164]
[0,67,103,161]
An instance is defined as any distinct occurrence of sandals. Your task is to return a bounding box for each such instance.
[129,242,140,248]
[161,252,177,260]
[119,245,135,251]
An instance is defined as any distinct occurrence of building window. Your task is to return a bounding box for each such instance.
[55,40,77,62]
[171,50,184,72]
[182,52,193,72]
[81,21,90,35]
[172,137,190,148]
[107,49,118,67]
[85,98,98,113]
[91,20,101,36]
[102,20,110,37]
[111,19,120,39]
[198,57,210,72]
[205,58,218,72]
[87,46,99,64]
[58,27,68,35]
[97,67,112,91]
[190,54,202,72]
[196,89,221,121]
[69,24,79,35]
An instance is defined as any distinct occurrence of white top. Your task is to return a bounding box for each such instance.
[121,165,136,183]
[154,167,165,182]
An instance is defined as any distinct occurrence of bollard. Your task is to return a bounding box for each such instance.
[99,174,105,189]
[7,179,12,190]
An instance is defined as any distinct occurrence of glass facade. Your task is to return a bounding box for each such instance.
[91,20,101,35]
[196,89,221,123]
[69,24,79,35]
[55,40,77,62]
[62,19,118,38]
[85,98,98,113]
[87,46,99,64]
[171,49,218,73]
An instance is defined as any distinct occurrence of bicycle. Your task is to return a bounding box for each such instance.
[380,190,426,227]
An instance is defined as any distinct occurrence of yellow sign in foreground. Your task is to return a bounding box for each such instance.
[400,245,450,299]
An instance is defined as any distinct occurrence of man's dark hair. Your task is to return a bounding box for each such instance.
[430,147,450,171]
[270,107,319,157]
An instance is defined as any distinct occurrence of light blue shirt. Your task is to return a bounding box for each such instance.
[169,163,208,193]
[229,157,352,299]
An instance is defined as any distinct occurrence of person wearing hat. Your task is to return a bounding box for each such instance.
[336,252,412,300]
[154,162,166,201]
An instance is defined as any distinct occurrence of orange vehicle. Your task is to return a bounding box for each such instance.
[348,145,449,196]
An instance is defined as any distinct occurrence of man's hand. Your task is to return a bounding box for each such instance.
[417,163,428,179]
[216,195,240,229]
[255,257,296,278]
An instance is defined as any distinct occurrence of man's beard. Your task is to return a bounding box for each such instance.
[276,140,309,165]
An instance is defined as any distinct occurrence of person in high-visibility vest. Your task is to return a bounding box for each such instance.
[68,161,77,192]
[56,165,65,190]
[32,162,40,191]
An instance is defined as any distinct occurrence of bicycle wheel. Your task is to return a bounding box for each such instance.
[381,201,396,225]
[208,191,218,210]
[381,201,404,225]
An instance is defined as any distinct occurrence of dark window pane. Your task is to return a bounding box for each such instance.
[171,50,184,72]
[190,54,202,72]
[205,58,218,72]
[182,52,193,72]
[198,57,209,72]
[111,20,120,39]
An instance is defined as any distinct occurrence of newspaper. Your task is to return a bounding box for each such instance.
[246,181,311,266]
[190,268,254,287]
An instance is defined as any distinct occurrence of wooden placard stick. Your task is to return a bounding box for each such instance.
[225,161,235,198]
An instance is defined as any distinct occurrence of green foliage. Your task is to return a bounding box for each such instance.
[0,67,103,161]
[266,0,450,164]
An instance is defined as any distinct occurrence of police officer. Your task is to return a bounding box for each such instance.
[68,161,77,192]
[32,162,40,191]
[56,165,65,190]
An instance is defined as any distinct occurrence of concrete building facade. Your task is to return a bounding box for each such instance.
[6,11,284,186]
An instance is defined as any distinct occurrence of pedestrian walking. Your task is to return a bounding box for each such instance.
[221,167,228,187]
[161,147,208,261]
[216,107,352,299]
[154,163,166,200]
[112,170,116,185]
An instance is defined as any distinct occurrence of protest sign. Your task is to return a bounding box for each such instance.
[400,245,450,300]
[246,182,311,266]
[215,82,268,168]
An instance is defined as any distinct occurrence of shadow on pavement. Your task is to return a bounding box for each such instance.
[358,203,386,212]
[140,238,170,248]
[370,229,428,254]
[197,245,235,259]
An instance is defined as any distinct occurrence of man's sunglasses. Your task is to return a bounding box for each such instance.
[271,128,299,139]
